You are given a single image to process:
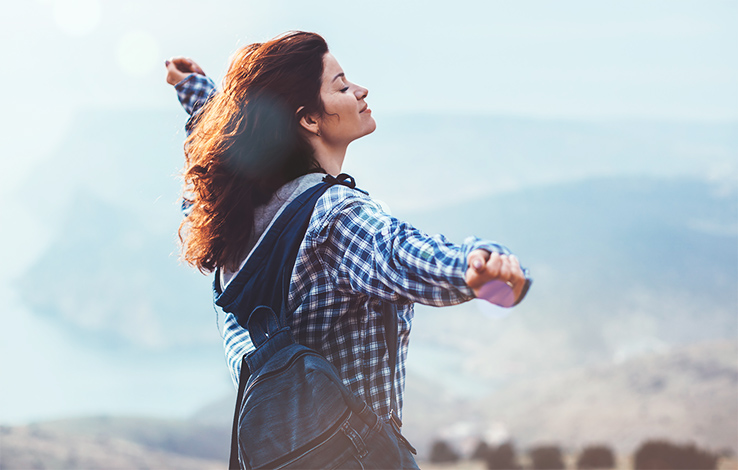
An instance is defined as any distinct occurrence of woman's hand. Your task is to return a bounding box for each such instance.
[465,249,526,305]
[165,57,206,86]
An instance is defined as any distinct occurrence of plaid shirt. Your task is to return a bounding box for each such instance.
[175,74,527,421]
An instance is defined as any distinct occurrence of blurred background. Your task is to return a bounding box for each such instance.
[1,0,736,468]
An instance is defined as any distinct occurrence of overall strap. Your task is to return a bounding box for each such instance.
[382,302,401,425]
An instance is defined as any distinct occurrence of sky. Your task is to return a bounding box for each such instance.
[1,0,735,195]
[2,0,736,168]
[0,0,736,424]
[2,0,736,249]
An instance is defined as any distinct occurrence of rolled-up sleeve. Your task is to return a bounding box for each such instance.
[174,74,217,116]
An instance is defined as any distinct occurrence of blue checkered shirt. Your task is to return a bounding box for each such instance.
[175,74,526,421]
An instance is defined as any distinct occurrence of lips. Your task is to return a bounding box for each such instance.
[359,103,369,113]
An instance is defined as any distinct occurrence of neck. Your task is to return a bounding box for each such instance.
[311,139,347,176]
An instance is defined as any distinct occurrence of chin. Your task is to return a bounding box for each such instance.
[349,118,377,143]
[364,117,377,135]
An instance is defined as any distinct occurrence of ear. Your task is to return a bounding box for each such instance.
[296,106,320,136]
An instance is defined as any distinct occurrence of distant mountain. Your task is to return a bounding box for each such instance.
[404,176,737,391]
[15,107,217,350]
[16,190,216,350]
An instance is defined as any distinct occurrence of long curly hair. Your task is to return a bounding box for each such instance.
[180,32,328,273]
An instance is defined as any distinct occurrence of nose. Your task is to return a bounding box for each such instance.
[354,85,368,100]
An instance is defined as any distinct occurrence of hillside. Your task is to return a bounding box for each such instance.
[402,339,738,456]
[0,420,227,470]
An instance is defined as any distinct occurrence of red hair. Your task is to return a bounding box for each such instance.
[180,31,328,273]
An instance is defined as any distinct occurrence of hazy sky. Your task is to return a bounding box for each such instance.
[4,1,736,110]
[3,0,736,168]
[1,0,735,214]
[1,0,736,423]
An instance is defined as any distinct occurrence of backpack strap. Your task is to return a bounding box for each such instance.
[224,173,358,470]
[215,174,358,330]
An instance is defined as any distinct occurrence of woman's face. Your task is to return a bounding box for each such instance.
[317,53,376,145]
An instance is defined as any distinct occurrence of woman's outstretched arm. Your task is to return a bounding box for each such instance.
[165,57,217,216]
[164,57,217,128]
[308,187,531,308]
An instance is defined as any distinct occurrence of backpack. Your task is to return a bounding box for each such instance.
[214,174,418,469]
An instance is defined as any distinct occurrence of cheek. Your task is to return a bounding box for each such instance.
[322,93,347,113]
[330,98,354,118]
[323,98,357,127]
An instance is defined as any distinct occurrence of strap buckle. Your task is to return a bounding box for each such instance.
[389,409,417,455]
[390,409,403,429]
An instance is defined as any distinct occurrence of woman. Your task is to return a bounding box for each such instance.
[166,31,530,467]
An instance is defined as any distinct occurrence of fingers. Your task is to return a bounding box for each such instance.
[466,250,527,301]
[492,254,523,285]
[170,57,205,75]
[508,254,526,300]
[465,250,490,289]
[190,61,205,75]
[165,59,191,86]
[492,253,507,281]
[468,249,490,272]
[164,57,206,86]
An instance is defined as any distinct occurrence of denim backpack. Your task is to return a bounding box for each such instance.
[214,174,418,470]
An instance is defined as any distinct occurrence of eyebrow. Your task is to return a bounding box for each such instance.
[332,73,345,83]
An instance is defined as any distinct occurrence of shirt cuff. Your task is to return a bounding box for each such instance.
[174,74,217,115]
